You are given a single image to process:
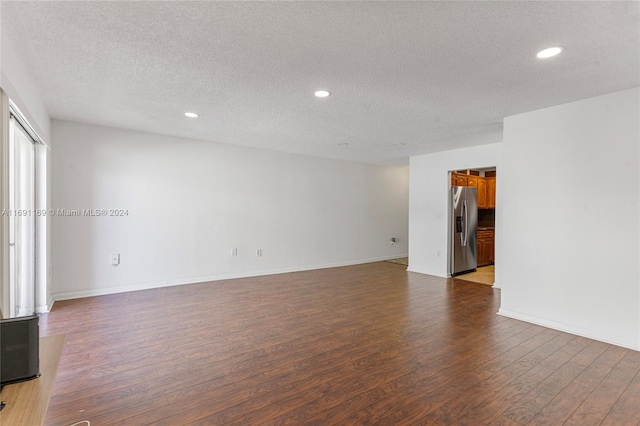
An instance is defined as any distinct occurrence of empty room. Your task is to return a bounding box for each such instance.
[0,1,638,425]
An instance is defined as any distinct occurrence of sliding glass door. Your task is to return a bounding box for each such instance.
[8,116,36,317]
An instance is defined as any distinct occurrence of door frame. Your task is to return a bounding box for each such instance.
[447,167,498,282]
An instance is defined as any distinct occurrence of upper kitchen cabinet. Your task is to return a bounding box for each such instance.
[452,172,468,187]
[451,170,478,187]
[477,177,487,208]
[486,177,496,208]
[451,169,496,209]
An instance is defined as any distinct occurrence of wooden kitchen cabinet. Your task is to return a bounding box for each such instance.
[452,173,468,187]
[452,171,496,210]
[487,177,496,208]
[477,177,487,208]
[477,229,494,266]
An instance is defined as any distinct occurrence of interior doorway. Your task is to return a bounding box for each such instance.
[449,168,496,286]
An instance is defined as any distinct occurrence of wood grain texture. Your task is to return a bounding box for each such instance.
[0,334,65,426]
[37,262,640,425]
[455,265,494,286]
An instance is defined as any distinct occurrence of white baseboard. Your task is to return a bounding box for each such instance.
[35,295,55,313]
[406,266,448,278]
[498,308,639,351]
[53,254,409,301]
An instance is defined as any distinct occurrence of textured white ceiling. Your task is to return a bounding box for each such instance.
[1,1,638,164]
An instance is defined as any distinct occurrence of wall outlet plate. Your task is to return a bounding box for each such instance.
[110,253,120,266]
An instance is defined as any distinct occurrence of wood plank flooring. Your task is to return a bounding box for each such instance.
[0,334,65,426]
[39,262,640,425]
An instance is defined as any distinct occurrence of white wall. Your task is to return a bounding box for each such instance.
[408,141,503,282]
[51,120,409,299]
[500,88,640,350]
[1,30,53,313]
[0,32,50,142]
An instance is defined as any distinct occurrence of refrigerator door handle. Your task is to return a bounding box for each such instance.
[461,200,467,247]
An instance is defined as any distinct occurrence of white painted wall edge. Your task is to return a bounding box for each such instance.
[36,295,55,314]
[53,254,408,301]
[406,267,448,279]
[498,308,639,351]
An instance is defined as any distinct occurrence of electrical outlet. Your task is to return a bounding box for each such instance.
[256,249,262,257]
[110,253,120,266]
[232,248,238,256]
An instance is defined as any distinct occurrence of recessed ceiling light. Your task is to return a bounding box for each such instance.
[314,90,331,98]
[184,112,199,118]
[536,47,563,59]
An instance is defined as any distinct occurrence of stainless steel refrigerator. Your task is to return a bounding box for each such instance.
[450,186,478,276]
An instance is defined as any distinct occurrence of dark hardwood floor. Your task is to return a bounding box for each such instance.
[40,262,640,425]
